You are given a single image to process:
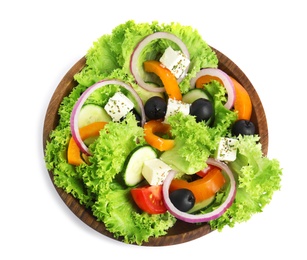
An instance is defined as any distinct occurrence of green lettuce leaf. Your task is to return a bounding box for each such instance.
[160,81,237,174]
[45,127,94,207]
[160,114,214,174]
[209,135,283,230]
[74,20,218,95]
[92,188,176,245]
[82,114,146,194]
[80,114,176,244]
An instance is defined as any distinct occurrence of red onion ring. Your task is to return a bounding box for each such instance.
[162,158,236,223]
[190,68,236,109]
[130,32,190,92]
[70,79,146,155]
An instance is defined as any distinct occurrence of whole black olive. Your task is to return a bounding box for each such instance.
[169,188,195,212]
[144,96,167,120]
[232,119,256,136]
[189,98,214,123]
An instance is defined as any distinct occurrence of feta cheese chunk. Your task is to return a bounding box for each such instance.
[215,137,238,162]
[142,158,172,185]
[104,92,134,122]
[164,98,190,123]
[159,46,190,78]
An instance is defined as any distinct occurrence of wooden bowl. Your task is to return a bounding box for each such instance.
[42,47,268,246]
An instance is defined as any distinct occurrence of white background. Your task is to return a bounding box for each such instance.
[1,0,306,259]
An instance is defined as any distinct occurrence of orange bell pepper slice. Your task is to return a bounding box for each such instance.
[230,76,252,120]
[143,60,182,100]
[169,167,225,203]
[196,74,252,121]
[67,121,107,166]
[144,120,175,151]
[195,75,223,89]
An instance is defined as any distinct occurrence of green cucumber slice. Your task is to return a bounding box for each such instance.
[126,83,165,115]
[78,104,111,128]
[182,88,210,104]
[187,196,215,213]
[123,146,157,186]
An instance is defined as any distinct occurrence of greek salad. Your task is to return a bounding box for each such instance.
[44,20,282,245]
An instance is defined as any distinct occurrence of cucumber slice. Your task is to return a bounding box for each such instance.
[83,136,98,146]
[126,83,165,115]
[78,104,111,128]
[182,89,210,104]
[187,196,215,213]
[123,146,157,186]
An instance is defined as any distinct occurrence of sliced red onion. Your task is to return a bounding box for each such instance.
[130,32,190,92]
[162,158,236,223]
[190,68,235,109]
[70,79,146,155]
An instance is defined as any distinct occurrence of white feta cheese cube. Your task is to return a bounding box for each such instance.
[164,98,190,123]
[142,158,172,185]
[215,137,238,162]
[104,92,134,122]
[159,46,190,78]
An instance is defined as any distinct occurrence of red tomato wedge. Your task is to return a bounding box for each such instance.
[130,185,167,214]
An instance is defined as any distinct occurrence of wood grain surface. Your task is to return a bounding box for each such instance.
[42,48,268,246]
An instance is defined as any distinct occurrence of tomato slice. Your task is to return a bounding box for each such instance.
[130,185,167,214]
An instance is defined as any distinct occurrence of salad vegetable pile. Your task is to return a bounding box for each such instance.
[44,20,282,245]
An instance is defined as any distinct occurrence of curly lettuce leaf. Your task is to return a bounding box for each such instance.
[92,188,176,245]
[45,112,177,245]
[77,114,176,244]
[209,135,282,230]
[160,81,237,174]
[81,114,145,194]
[45,127,94,207]
[74,21,158,88]
[74,20,218,95]
[160,114,214,174]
